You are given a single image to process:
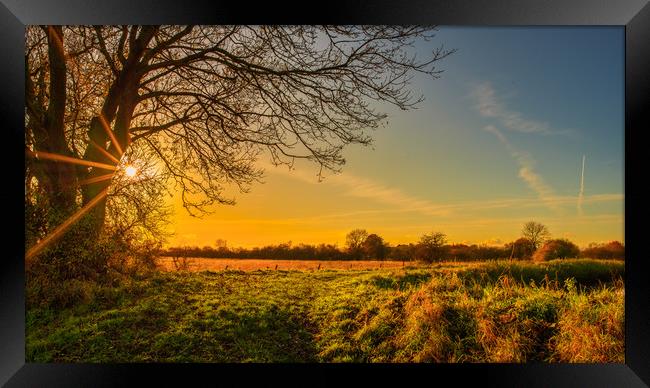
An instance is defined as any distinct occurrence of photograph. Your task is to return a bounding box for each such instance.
[23,25,627,364]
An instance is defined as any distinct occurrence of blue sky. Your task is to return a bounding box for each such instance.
[169,27,625,248]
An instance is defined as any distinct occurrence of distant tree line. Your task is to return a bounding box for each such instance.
[163,242,349,261]
[159,222,625,262]
[579,241,625,260]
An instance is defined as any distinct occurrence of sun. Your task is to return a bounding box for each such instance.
[124,165,138,178]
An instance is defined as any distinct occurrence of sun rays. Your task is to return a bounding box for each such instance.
[26,150,118,171]
[98,114,124,156]
[77,173,115,186]
[89,139,121,164]
[25,186,110,261]
[25,139,135,260]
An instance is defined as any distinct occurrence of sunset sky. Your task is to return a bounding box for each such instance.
[166,27,624,249]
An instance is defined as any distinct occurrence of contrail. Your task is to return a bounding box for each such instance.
[578,154,585,216]
[483,125,559,212]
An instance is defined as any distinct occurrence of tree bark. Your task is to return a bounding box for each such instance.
[31,26,78,223]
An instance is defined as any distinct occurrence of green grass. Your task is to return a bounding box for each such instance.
[26,259,624,363]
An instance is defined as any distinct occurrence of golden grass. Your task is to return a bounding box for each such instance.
[157,257,415,272]
[27,260,624,363]
[399,289,450,362]
[551,285,625,362]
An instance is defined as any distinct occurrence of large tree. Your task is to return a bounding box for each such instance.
[25,26,454,256]
[361,233,387,260]
[521,221,551,252]
[415,231,447,262]
[345,228,369,258]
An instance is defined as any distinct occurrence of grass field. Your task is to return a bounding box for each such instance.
[26,259,624,363]
[159,257,418,272]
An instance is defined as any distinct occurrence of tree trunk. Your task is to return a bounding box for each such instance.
[81,116,119,237]
[81,68,141,236]
[26,26,159,241]
[78,26,158,236]
[37,26,78,223]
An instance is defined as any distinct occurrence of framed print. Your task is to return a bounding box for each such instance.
[1,0,649,386]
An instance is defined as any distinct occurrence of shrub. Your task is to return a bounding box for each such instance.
[26,222,160,308]
[505,238,534,260]
[532,239,580,262]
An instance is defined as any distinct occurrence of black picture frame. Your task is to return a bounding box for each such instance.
[1,0,648,386]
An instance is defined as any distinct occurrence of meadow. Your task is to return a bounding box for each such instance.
[159,257,418,272]
[26,259,624,363]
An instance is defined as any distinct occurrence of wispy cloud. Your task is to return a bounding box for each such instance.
[264,164,453,217]
[331,174,454,216]
[472,82,570,135]
[177,209,623,231]
[483,125,558,212]
[263,160,622,220]
[473,81,579,212]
